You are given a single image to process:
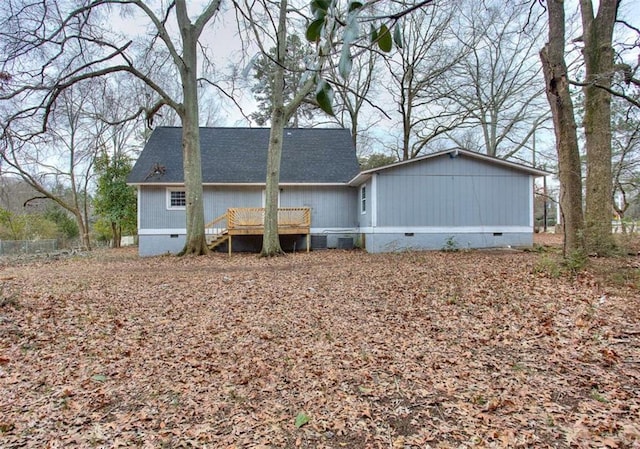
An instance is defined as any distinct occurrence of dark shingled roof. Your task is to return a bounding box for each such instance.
[128,127,359,184]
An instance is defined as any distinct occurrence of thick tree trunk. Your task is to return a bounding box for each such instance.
[179,112,209,256]
[72,209,91,250]
[111,222,121,248]
[177,11,209,256]
[261,0,288,257]
[261,117,286,256]
[580,0,618,255]
[540,0,585,256]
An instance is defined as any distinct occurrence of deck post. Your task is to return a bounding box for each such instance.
[228,236,232,256]
[306,233,310,252]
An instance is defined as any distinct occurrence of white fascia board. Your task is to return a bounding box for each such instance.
[349,149,550,181]
[359,226,533,234]
[128,182,184,187]
[348,173,371,186]
[130,182,350,187]
[139,229,186,235]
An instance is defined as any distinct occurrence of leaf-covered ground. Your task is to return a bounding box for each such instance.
[1,239,639,448]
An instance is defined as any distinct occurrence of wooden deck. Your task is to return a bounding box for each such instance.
[205,207,311,254]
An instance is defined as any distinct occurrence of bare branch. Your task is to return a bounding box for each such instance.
[569,78,640,108]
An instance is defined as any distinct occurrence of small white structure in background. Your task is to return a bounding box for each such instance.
[120,236,136,246]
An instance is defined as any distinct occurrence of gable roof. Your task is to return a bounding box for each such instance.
[128,127,360,185]
[348,148,549,186]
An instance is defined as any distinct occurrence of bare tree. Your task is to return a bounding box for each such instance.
[445,1,550,160]
[611,97,640,231]
[539,0,640,256]
[2,86,102,249]
[383,2,469,160]
[328,47,382,154]
[0,0,222,256]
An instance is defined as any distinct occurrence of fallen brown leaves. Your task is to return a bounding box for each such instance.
[0,245,638,448]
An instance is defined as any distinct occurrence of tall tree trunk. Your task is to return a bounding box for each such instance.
[177,4,209,256]
[74,211,91,250]
[580,0,618,255]
[540,0,585,256]
[111,222,122,248]
[261,0,288,257]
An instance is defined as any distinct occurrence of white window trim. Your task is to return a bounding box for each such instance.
[166,187,186,210]
[360,185,367,214]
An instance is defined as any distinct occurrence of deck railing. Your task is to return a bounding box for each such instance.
[227,207,310,230]
[205,207,312,254]
[205,212,228,235]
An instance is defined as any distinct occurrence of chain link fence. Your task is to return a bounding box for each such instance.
[0,239,58,256]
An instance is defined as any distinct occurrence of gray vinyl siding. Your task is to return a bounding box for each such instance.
[206,186,262,220]
[138,186,263,229]
[375,155,532,227]
[139,185,356,231]
[280,186,358,228]
[139,186,186,229]
[358,181,371,228]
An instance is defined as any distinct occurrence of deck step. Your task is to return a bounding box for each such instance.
[207,232,230,250]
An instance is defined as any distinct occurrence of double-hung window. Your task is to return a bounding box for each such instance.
[167,188,186,210]
[360,185,367,214]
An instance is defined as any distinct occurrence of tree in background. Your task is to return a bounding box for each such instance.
[1,86,100,249]
[359,153,397,170]
[93,152,137,248]
[328,44,382,154]
[250,34,318,127]
[611,96,640,231]
[384,2,468,160]
[445,0,550,161]
[0,0,223,256]
[44,205,79,242]
[0,206,60,241]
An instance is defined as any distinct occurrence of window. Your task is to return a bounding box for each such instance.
[360,185,366,214]
[167,189,186,209]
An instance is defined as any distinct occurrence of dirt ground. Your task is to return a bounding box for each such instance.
[0,237,639,448]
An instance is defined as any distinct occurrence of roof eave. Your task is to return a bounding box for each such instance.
[351,149,551,180]
[128,181,354,187]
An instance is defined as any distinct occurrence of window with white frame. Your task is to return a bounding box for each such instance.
[360,185,366,214]
[167,188,186,209]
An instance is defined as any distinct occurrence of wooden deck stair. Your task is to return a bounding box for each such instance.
[206,229,229,250]
[205,211,230,250]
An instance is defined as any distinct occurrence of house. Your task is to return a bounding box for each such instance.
[350,149,548,253]
[127,127,361,256]
[127,127,547,256]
